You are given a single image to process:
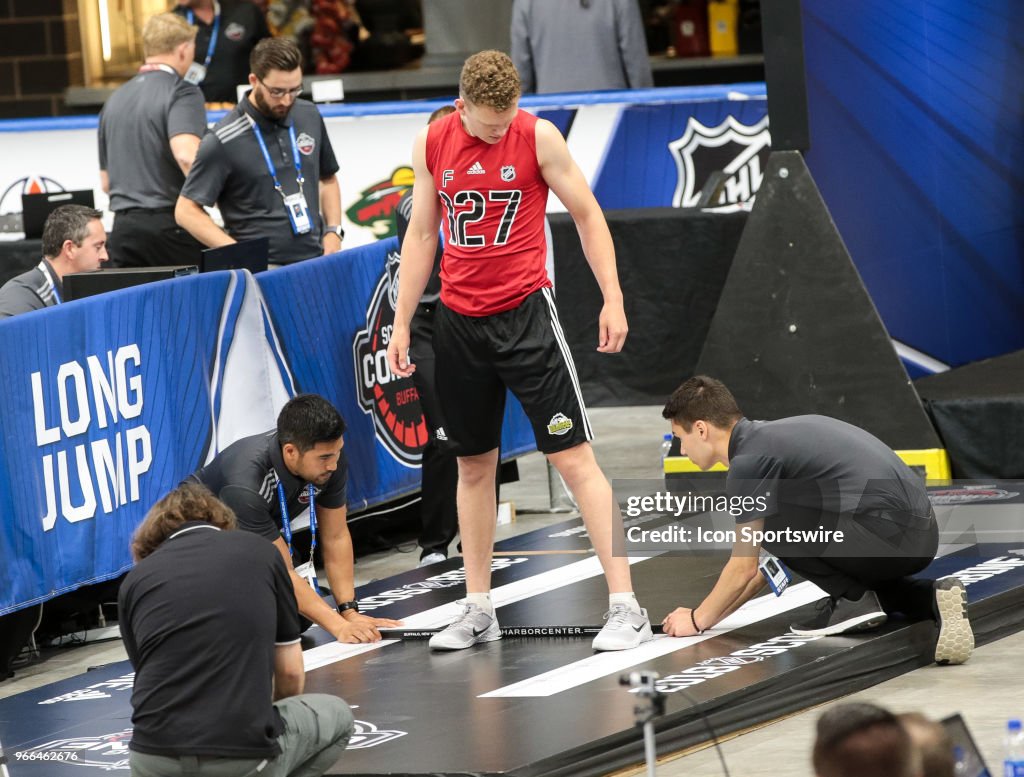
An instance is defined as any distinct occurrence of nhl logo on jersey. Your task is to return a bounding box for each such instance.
[501,165,516,182]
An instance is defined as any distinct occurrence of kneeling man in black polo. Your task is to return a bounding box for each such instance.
[659,375,974,666]
[118,483,353,776]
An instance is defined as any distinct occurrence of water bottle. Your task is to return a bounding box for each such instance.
[660,433,673,462]
[1005,719,1024,776]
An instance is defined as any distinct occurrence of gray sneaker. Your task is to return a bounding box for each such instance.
[933,576,973,665]
[592,604,653,651]
[428,603,501,650]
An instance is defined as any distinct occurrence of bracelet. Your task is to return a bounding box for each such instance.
[337,600,360,614]
[690,609,704,634]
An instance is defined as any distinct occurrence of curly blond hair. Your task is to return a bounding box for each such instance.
[459,50,521,111]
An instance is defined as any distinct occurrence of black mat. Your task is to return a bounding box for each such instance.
[2,534,1023,776]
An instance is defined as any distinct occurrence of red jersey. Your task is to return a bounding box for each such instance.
[425,109,551,316]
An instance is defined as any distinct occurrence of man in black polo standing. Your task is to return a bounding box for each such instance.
[173,0,270,103]
[99,13,208,269]
[119,483,353,776]
[176,37,345,267]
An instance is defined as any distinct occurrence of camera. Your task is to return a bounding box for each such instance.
[620,669,660,696]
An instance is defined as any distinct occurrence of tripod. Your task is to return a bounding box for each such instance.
[621,670,666,777]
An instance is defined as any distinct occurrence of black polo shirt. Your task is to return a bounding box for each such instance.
[99,66,207,211]
[725,415,932,526]
[189,430,348,542]
[181,95,339,264]
[173,1,270,103]
[0,259,61,318]
[119,523,301,756]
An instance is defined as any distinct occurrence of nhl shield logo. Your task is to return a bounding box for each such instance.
[353,251,427,466]
[501,165,516,182]
[669,115,771,207]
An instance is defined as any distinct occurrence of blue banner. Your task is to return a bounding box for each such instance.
[0,240,539,614]
[0,273,249,614]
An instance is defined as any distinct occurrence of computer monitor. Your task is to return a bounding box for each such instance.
[200,237,270,274]
[21,190,95,239]
[941,713,993,777]
[63,266,198,302]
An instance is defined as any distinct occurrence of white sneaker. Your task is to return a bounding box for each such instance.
[418,552,446,568]
[592,604,653,651]
[428,603,501,650]
[933,576,973,665]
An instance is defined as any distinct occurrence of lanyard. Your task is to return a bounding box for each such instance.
[186,2,221,69]
[249,117,305,200]
[276,481,320,592]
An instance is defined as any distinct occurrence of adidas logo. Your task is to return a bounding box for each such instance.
[467,161,486,175]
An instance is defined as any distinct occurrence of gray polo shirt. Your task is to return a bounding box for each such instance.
[726,415,932,525]
[511,0,654,94]
[181,95,340,265]
[98,66,207,211]
[0,259,61,319]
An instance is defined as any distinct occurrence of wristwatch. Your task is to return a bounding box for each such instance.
[337,600,360,614]
[323,225,345,239]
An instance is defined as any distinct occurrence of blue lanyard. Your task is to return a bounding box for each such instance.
[250,119,305,199]
[276,481,320,593]
[186,4,221,69]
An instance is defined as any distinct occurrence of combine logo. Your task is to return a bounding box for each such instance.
[697,655,765,667]
[345,166,414,239]
[0,175,68,214]
[353,250,427,466]
[295,132,316,155]
[669,115,770,207]
[22,729,131,769]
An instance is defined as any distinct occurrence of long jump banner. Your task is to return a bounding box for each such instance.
[0,241,536,614]
[0,271,293,615]
[254,238,536,511]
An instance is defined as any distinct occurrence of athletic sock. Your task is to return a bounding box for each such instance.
[609,592,641,613]
[466,592,493,615]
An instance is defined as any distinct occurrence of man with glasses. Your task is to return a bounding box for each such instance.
[176,37,345,266]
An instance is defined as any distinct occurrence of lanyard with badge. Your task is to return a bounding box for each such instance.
[183,2,221,85]
[277,481,321,593]
[248,117,313,235]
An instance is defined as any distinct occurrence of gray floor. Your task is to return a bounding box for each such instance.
[2,405,1019,775]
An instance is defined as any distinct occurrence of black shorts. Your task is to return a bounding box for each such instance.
[433,287,593,456]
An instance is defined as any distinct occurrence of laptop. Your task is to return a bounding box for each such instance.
[200,237,270,274]
[21,190,95,239]
[941,713,993,777]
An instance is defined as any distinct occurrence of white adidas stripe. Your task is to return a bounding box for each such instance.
[480,581,827,698]
[540,287,593,439]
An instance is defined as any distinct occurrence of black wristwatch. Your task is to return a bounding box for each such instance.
[337,600,360,614]
[323,225,345,239]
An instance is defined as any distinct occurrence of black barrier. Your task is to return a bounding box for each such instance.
[549,207,747,406]
[695,151,942,451]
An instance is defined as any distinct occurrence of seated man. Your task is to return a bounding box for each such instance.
[0,205,108,318]
[119,483,353,775]
[190,393,399,642]
[660,375,973,666]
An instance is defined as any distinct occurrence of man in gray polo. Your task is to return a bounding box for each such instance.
[99,13,208,269]
[176,37,344,266]
[0,205,108,318]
